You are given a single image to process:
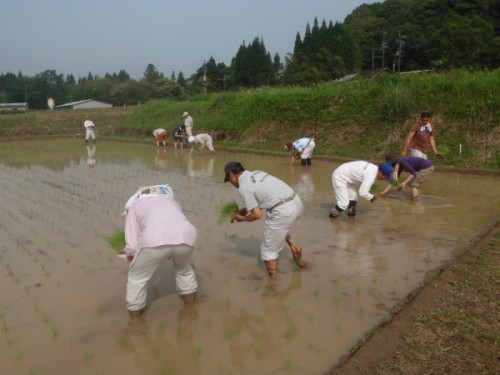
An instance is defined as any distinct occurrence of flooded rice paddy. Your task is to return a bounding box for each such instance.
[0,139,498,375]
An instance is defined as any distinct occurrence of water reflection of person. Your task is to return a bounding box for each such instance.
[124,305,200,375]
[86,145,96,168]
[291,170,315,203]
[155,148,168,168]
[224,272,302,372]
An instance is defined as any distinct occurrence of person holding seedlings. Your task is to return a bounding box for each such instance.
[187,133,216,157]
[381,153,434,200]
[153,128,168,147]
[329,161,394,218]
[401,111,443,160]
[83,115,96,143]
[172,124,186,149]
[285,137,315,166]
[182,111,194,137]
[122,184,198,317]
[223,161,307,278]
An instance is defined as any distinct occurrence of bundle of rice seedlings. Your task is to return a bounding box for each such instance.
[391,179,402,189]
[107,230,125,254]
[217,201,240,224]
[437,145,450,156]
[370,184,381,194]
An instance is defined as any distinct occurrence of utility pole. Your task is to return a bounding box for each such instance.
[203,60,207,96]
[396,30,405,72]
[381,31,387,68]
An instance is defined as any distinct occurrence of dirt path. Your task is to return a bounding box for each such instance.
[328,221,499,374]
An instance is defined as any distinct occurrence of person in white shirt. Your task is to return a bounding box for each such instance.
[285,137,315,166]
[329,161,394,218]
[123,185,198,317]
[182,111,194,137]
[187,133,216,157]
[224,161,307,278]
[83,115,96,143]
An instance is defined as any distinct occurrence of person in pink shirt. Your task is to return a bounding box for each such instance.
[123,185,198,317]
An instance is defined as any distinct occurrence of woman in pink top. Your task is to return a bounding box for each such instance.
[123,187,198,317]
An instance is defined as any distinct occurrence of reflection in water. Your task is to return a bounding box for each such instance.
[291,169,315,203]
[86,145,96,168]
[155,148,168,168]
[124,305,200,375]
[223,272,302,373]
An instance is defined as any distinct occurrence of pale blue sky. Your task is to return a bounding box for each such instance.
[0,0,378,79]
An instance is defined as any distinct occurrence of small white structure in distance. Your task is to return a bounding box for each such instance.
[55,99,112,110]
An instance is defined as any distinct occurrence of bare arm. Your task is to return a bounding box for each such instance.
[401,129,416,156]
[234,206,262,222]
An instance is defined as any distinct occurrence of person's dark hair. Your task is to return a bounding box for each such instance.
[285,143,293,150]
[420,111,431,118]
[385,152,400,166]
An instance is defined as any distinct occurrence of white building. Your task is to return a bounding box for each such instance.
[55,99,112,110]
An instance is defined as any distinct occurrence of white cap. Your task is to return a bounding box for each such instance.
[182,111,189,116]
[188,136,195,143]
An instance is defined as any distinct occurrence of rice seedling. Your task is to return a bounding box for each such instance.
[107,230,125,253]
[217,201,239,224]
[15,349,23,361]
[29,366,36,375]
[253,344,262,358]
[437,145,450,156]
[224,327,234,339]
[356,285,362,297]
[372,275,378,284]
[285,328,293,339]
[314,286,320,298]
[195,346,203,356]
[336,321,341,334]
[83,351,93,362]
[370,184,380,194]
[391,179,402,189]
[51,324,59,338]
[284,358,294,372]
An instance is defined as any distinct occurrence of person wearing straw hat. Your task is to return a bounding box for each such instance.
[329,161,394,218]
[122,185,198,317]
[83,115,96,143]
[182,111,194,137]
[187,133,216,157]
[401,111,443,159]
[223,161,307,278]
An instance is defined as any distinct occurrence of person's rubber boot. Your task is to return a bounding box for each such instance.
[329,205,343,218]
[307,158,311,165]
[347,200,357,217]
[181,292,196,305]
[301,159,307,166]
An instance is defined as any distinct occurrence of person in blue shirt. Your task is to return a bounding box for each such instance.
[285,137,315,166]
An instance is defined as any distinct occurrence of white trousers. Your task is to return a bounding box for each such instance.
[126,244,197,311]
[261,195,303,261]
[410,148,427,159]
[301,140,315,159]
[85,128,96,140]
[332,174,359,211]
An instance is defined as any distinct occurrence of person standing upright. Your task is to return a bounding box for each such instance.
[401,111,443,159]
[182,112,194,137]
[84,115,96,143]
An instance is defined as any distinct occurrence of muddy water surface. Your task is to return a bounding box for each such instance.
[0,139,498,375]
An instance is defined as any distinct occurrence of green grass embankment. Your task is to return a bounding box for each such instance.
[1,69,498,168]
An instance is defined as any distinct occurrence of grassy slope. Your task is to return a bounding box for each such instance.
[1,69,499,168]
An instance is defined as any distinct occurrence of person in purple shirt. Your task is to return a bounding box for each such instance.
[123,185,198,317]
[381,153,434,200]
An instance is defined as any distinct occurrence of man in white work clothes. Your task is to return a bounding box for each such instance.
[224,161,308,278]
[182,112,194,137]
[84,115,96,143]
[329,161,394,218]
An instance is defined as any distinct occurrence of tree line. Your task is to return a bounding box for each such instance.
[1,0,498,109]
